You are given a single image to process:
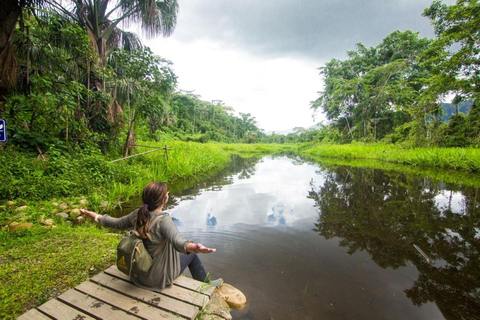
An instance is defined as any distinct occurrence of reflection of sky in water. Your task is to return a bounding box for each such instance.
[169,156,324,230]
[166,156,480,319]
[434,191,467,215]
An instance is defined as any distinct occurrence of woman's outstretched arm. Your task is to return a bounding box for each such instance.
[80,208,135,230]
[186,242,216,254]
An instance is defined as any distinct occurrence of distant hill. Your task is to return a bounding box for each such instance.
[266,123,324,136]
[265,102,471,135]
[265,128,294,136]
[441,101,472,121]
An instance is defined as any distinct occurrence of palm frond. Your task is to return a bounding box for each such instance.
[107,28,143,52]
[121,30,143,51]
[120,0,178,39]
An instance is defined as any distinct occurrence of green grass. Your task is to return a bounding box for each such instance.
[301,143,480,173]
[215,142,297,155]
[1,140,234,319]
[0,225,120,319]
[99,140,232,210]
[2,140,480,318]
[303,155,480,188]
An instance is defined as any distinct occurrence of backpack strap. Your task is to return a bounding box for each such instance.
[132,213,164,237]
[149,214,167,257]
[148,214,164,231]
[131,214,166,256]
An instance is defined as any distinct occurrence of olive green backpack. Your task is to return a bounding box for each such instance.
[116,214,166,277]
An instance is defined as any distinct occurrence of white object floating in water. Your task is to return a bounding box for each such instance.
[413,244,431,264]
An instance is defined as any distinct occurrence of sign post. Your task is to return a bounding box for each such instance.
[0,119,7,142]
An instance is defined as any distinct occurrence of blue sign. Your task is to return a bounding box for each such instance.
[0,119,7,142]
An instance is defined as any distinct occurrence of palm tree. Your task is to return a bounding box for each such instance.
[1,0,178,98]
[0,0,45,92]
[53,0,179,66]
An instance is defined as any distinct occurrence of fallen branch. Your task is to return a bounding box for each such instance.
[110,145,170,163]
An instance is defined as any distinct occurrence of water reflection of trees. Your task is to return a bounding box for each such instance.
[119,155,260,215]
[308,166,480,320]
[172,155,259,196]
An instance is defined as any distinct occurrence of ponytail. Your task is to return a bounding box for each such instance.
[135,204,151,239]
[136,181,169,238]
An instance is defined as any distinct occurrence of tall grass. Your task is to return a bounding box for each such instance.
[100,141,231,209]
[0,141,233,319]
[302,155,480,187]
[216,142,297,154]
[0,225,120,319]
[301,143,480,173]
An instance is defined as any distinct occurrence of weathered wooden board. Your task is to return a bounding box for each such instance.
[18,265,213,320]
[75,281,180,319]
[16,308,50,320]
[104,266,211,307]
[104,265,215,296]
[35,298,96,320]
[173,275,216,296]
[91,273,198,319]
[57,289,141,320]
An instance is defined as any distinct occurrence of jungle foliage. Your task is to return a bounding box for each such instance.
[311,0,480,147]
[0,0,479,155]
[0,6,265,160]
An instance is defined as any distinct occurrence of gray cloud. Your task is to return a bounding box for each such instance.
[172,0,455,62]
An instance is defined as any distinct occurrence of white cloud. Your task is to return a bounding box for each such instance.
[147,38,324,131]
[138,0,457,133]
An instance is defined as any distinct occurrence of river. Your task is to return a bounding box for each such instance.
[123,155,480,319]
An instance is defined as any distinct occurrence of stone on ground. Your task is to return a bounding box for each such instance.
[215,284,248,309]
[200,292,232,320]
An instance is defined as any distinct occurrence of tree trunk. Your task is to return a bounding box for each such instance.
[124,110,136,157]
[97,37,107,67]
[0,0,21,93]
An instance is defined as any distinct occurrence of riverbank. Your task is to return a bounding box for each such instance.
[300,143,480,173]
[2,141,480,318]
[1,140,234,318]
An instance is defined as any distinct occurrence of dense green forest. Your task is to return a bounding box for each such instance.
[1,0,479,154]
[310,0,479,147]
[0,2,479,317]
[0,6,265,155]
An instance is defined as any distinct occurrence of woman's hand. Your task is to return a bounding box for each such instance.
[80,209,100,221]
[192,243,216,254]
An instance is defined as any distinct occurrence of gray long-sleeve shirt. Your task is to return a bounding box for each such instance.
[101,209,191,291]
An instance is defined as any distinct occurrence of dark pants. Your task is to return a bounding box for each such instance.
[180,253,209,282]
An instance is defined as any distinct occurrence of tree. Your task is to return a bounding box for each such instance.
[0,0,45,94]
[52,0,179,67]
[110,47,176,155]
[423,0,479,103]
[4,12,105,152]
[239,112,258,142]
[422,0,480,147]
[311,31,432,143]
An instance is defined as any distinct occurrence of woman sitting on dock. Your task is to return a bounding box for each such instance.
[80,181,221,291]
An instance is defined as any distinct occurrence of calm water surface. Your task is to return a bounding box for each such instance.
[127,155,480,320]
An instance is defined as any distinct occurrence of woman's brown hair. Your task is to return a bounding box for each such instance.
[136,181,168,239]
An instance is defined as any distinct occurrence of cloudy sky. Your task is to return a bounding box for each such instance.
[142,0,455,133]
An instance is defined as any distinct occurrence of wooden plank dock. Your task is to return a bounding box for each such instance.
[18,266,216,320]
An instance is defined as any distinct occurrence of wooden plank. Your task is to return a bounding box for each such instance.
[75,281,180,320]
[104,265,214,295]
[57,289,140,320]
[16,308,50,320]
[173,276,215,296]
[37,298,95,320]
[91,273,199,319]
[161,284,209,308]
[105,267,210,308]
